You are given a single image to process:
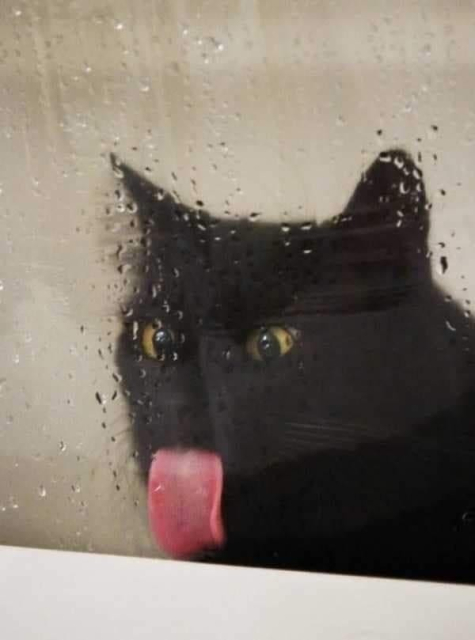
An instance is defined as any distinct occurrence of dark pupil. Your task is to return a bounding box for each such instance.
[152,328,174,359]
[257,330,280,361]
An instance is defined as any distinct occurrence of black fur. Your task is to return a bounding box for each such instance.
[113,149,475,582]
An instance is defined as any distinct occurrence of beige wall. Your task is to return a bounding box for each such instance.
[1,0,475,556]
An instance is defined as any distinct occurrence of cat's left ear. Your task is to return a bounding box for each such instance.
[324,148,431,284]
[334,148,430,241]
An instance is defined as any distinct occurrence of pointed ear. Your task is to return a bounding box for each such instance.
[327,148,431,269]
[111,153,184,236]
[110,154,216,257]
[110,155,218,315]
[316,149,432,307]
[336,148,430,238]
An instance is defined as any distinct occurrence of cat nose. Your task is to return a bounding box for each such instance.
[154,403,216,452]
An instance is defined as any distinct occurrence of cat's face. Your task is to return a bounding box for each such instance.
[114,149,475,579]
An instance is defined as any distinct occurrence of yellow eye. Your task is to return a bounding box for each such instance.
[246,325,296,362]
[141,322,176,361]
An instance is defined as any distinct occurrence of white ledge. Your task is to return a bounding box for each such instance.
[0,544,474,639]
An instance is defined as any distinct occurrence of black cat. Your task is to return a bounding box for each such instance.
[112,149,475,583]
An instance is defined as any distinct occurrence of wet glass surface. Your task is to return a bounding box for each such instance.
[1,1,475,582]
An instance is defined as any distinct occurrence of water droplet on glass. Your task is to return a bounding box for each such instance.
[439,256,448,274]
[428,124,439,140]
[113,165,124,179]
[95,392,106,405]
[59,441,67,452]
[393,155,405,170]
[422,43,432,57]
[115,22,124,31]
[38,485,47,498]
[461,509,475,524]
[132,321,139,340]
[445,320,457,332]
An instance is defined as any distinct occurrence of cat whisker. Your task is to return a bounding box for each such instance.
[281,421,369,453]
[284,419,394,439]
[283,420,475,458]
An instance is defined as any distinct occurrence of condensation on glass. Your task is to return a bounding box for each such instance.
[1,1,475,582]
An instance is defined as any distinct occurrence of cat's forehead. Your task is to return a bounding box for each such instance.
[114,148,431,325]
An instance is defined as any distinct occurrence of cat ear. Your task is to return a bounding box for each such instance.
[111,153,190,236]
[335,148,430,237]
[110,155,217,314]
[313,149,432,307]
[110,154,216,262]
[325,148,431,280]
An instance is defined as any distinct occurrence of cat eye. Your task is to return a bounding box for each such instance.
[141,321,176,361]
[245,325,296,362]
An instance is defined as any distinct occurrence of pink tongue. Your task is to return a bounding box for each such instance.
[148,449,225,558]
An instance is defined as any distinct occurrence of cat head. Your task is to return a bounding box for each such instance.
[112,148,437,563]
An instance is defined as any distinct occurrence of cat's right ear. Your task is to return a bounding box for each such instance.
[111,153,181,237]
[110,153,215,271]
[111,155,216,317]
